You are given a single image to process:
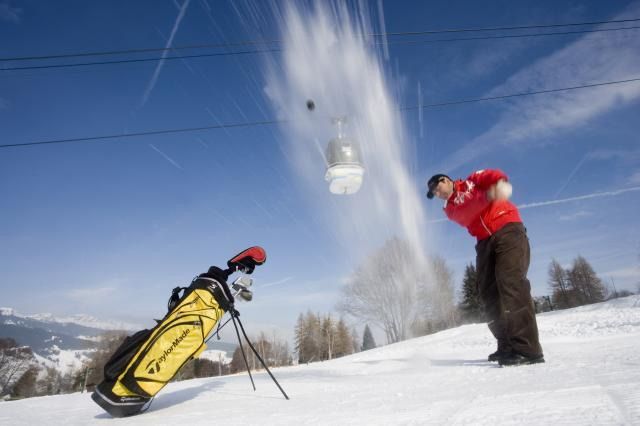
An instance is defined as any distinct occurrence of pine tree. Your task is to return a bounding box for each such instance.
[458,263,483,323]
[333,318,353,358]
[568,256,607,305]
[361,324,376,351]
[294,311,321,363]
[229,345,248,373]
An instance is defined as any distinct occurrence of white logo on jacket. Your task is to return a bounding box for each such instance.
[453,180,475,206]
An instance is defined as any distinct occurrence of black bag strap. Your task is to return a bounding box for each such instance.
[167,286,188,312]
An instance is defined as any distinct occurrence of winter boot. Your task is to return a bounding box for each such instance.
[498,352,545,367]
[487,349,510,362]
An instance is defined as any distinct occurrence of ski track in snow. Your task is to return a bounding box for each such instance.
[1,296,639,425]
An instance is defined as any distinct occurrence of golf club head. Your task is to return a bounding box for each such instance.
[238,289,253,302]
[233,276,253,288]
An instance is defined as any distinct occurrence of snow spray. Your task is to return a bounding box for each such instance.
[265,2,427,260]
[261,2,453,336]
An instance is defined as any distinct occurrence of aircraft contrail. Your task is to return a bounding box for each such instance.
[260,277,294,289]
[139,0,191,108]
[553,153,589,199]
[149,143,183,169]
[428,186,640,223]
[518,186,640,209]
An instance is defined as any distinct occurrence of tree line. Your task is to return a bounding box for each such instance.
[229,331,293,373]
[457,254,634,322]
[293,311,360,364]
[548,256,607,309]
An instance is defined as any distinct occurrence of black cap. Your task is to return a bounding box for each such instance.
[426,174,450,199]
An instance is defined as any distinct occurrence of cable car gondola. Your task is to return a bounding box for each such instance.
[324,118,364,195]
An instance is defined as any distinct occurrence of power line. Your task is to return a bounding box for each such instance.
[3,77,639,150]
[0,39,281,63]
[387,25,640,46]
[2,17,638,62]
[1,17,639,69]
[400,77,640,110]
[0,48,282,72]
[3,25,639,73]
[377,17,640,37]
[0,119,285,149]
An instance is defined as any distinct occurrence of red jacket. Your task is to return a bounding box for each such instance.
[443,169,522,241]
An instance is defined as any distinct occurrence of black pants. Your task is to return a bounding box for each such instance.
[475,222,543,357]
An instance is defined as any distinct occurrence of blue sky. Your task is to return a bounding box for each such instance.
[1,0,639,343]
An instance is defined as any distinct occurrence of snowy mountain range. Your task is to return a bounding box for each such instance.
[0,307,140,333]
[0,307,143,376]
[1,295,638,424]
[0,307,139,354]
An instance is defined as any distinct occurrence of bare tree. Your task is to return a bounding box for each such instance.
[533,296,554,313]
[11,366,38,398]
[0,339,35,398]
[350,326,360,354]
[177,358,222,380]
[414,256,457,334]
[230,332,291,372]
[321,315,335,360]
[339,238,427,343]
[548,259,575,309]
[35,367,61,396]
[268,331,288,367]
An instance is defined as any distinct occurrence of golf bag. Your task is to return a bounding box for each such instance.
[91,247,266,417]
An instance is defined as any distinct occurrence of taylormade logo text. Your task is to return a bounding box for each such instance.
[145,328,191,374]
[160,328,190,364]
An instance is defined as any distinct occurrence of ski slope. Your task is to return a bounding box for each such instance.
[1,296,639,425]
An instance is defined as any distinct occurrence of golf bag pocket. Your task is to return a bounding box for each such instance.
[103,329,153,381]
[92,277,228,417]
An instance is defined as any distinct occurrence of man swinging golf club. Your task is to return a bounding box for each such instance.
[426,169,544,366]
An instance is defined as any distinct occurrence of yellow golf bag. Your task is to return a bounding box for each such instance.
[92,247,267,417]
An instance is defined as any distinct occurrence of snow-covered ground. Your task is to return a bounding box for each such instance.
[1,296,639,425]
[198,349,232,365]
[33,347,92,376]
